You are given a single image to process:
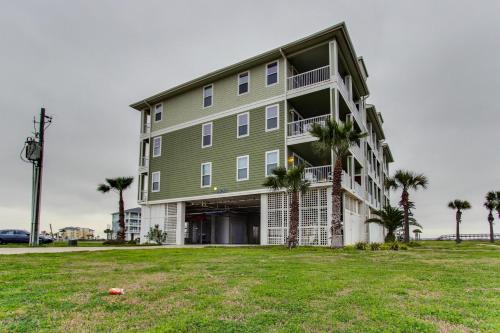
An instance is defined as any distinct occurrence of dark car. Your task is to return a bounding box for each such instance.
[0,229,53,244]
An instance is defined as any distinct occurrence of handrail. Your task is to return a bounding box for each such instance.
[287,65,330,91]
[287,114,330,137]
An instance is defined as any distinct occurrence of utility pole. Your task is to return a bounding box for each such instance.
[23,108,52,246]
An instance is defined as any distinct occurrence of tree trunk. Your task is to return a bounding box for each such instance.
[401,189,410,243]
[288,191,299,249]
[455,210,461,244]
[330,157,343,248]
[488,211,494,243]
[118,191,125,241]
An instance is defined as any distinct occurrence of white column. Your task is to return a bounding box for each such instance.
[345,75,353,101]
[175,202,185,245]
[326,186,333,247]
[329,39,338,78]
[260,193,268,245]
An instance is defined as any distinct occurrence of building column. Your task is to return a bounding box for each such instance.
[260,193,268,245]
[329,39,338,77]
[326,186,333,247]
[175,202,185,245]
[210,215,216,244]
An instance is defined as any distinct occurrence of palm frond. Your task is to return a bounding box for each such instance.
[97,184,110,193]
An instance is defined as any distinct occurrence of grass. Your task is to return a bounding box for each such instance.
[0,241,498,332]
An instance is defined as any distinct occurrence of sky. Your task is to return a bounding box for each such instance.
[0,0,499,238]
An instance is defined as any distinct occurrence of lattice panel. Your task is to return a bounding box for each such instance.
[267,189,329,246]
[164,203,177,244]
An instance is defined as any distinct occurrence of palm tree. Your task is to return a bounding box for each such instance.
[448,200,471,244]
[365,205,421,242]
[496,191,500,219]
[97,177,134,241]
[484,192,497,243]
[263,165,310,248]
[385,170,428,243]
[309,119,367,247]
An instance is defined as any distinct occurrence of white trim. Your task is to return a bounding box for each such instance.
[265,60,279,87]
[153,103,163,122]
[202,84,213,109]
[236,112,249,138]
[148,95,284,138]
[201,122,213,148]
[201,162,212,188]
[145,182,333,205]
[236,155,249,181]
[237,71,250,96]
[152,136,162,157]
[265,149,279,177]
[151,171,160,192]
[265,104,280,132]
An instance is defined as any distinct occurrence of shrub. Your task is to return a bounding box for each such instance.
[370,242,382,251]
[400,244,408,250]
[380,243,390,250]
[343,245,356,251]
[355,242,368,250]
[147,224,167,245]
[408,241,421,247]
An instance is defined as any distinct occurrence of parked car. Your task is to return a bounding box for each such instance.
[0,229,53,244]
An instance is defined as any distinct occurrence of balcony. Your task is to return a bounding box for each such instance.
[141,123,151,137]
[302,165,364,198]
[139,157,149,173]
[287,114,330,137]
[138,190,148,203]
[287,65,330,92]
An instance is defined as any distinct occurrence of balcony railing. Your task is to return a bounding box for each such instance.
[141,123,151,135]
[302,166,364,197]
[138,190,148,202]
[139,156,149,169]
[287,65,330,91]
[287,114,330,137]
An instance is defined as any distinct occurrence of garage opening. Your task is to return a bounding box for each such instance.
[184,194,260,245]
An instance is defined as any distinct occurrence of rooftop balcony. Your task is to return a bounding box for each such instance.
[287,65,330,92]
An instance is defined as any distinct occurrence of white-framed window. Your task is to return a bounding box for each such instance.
[265,150,279,177]
[237,71,250,95]
[201,162,212,188]
[265,104,279,131]
[266,61,278,86]
[203,84,213,108]
[236,155,249,181]
[202,122,212,148]
[154,103,162,122]
[237,112,249,138]
[151,172,160,192]
[152,136,162,157]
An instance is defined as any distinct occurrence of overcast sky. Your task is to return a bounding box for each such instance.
[1,0,499,238]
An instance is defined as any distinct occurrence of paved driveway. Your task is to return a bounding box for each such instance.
[0,244,255,255]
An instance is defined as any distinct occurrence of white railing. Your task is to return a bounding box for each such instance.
[354,182,364,197]
[350,143,363,162]
[142,123,151,135]
[287,114,330,137]
[139,190,148,202]
[336,72,349,99]
[303,165,331,184]
[335,71,362,123]
[139,156,149,169]
[287,65,330,91]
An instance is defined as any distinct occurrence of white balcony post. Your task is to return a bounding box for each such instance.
[260,194,268,245]
[345,75,353,102]
[176,202,185,245]
[329,40,338,79]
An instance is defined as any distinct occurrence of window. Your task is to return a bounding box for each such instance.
[265,104,279,131]
[237,113,249,138]
[151,172,160,192]
[265,150,279,176]
[201,162,212,188]
[202,122,212,147]
[152,136,161,157]
[154,103,162,122]
[266,61,278,86]
[238,71,249,95]
[203,84,213,108]
[236,155,249,181]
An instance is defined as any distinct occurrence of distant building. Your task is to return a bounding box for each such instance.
[59,227,95,240]
[112,207,141,241]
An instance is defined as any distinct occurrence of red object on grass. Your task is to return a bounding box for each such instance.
[108,288,125,295]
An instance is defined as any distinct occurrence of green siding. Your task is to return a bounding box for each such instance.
[151,59,284,131]
[149,102,285,200]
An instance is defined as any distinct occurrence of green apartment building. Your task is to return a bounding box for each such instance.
[131,23,393,246]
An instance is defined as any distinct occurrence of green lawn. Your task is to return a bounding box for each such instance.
[0,242,499,332]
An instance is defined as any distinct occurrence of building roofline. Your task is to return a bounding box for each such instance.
[383,143,394,163]
[366,104,385,140]
[130,22,369,110]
